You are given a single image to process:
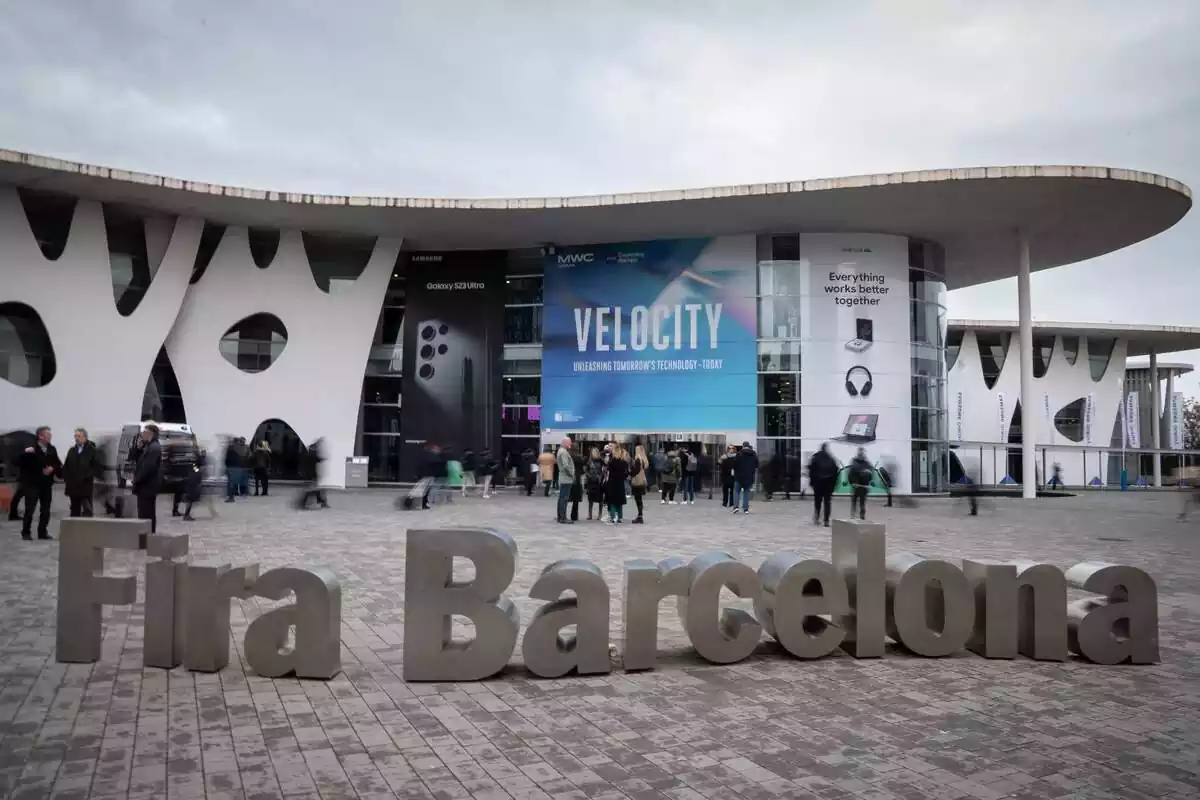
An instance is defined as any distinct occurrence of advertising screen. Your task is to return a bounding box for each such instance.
[542,236,757,431]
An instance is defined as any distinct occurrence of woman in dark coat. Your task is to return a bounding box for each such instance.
[603,446,629,524]
[569,452,584,522]
[584,447,605,520]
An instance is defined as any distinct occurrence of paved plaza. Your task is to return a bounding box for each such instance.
[0,487,1197,800]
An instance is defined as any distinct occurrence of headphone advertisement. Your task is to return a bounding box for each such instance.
[798,233,912,493]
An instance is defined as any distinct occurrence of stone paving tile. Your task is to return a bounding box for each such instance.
[1,487,1199,798]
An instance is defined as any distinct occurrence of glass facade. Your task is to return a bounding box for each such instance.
[499,254,544,477]
[360,257,406,480]
[908,241,949,492]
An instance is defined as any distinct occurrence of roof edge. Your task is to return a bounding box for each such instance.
[1,148,1191,211]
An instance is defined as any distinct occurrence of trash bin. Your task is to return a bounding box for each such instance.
[345,456,369,488]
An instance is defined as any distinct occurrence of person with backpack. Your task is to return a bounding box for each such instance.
[630,444,650,523]
[680,446,699,504]
[660,450,681,504]
[807,443,839,527]
[848,447,874,520]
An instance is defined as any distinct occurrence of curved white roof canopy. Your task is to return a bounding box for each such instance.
[0,150,1191,291]
[949,320,1200,358]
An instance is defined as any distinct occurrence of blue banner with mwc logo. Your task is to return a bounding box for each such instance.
[541,237,758,431]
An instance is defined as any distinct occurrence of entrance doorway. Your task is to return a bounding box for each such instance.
[564,432,728,494]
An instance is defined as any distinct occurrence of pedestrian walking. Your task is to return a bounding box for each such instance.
[133,424,163,534]
[62,427,102,518]
[17,426,61,540]
[298,438,329,510]
[478,448,497,498]
[460,448,477,497]
[807,443,839,527]
[848,447,873,520]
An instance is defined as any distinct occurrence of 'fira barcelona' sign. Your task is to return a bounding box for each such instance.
[59,519,1159,680]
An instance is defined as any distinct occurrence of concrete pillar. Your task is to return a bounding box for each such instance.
[1166,371,1176,449]
[1151,351,1161,487]
[1017,231,1036,499]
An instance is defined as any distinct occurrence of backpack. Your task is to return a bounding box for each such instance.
[850,461,872,486]
[685,456,698,473]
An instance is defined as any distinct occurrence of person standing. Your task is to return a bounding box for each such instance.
[630,445,649,524]
[659,450,680,504]
[132,424,163,534]
[555,437,575,523]
[807,443,839,527]
[604,445,629,524]
[848,447,873,520]
[62,427,101,518]
[253,440,272,496]
[680,447,699,504]
[538,446,555,497]
[732,441,759,515]
[224,438,243,503]
[568,450,584,521]
[18,426,62,540]
[584,448,605,520]
[719,445,737,507]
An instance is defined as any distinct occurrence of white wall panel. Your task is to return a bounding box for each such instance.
[949,328,1126,485]
[165,227,400,487]
[0,187,200,445]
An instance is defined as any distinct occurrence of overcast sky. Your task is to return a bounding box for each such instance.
[2,1,1198,392]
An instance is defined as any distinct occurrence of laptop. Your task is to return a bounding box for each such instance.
[836,414,879,443]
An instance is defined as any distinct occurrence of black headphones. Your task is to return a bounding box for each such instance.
[845,365,873,397]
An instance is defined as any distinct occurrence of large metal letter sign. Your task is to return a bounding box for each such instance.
[831,520,886,658]
[522,559,611,677]
[184,563,260,672]
[56,518,147,663]
[677,552,762,664]
[1066,562,1159,664]
[755,553,848,659]
[403,528,520,681]
[964,560,1067,661]
[621,557,690,671]
[885,552,974,657]
[245,567,343,679]
[143,533,191,668]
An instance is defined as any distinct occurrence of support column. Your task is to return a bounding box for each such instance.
[1151,350,1161,487]
[1017,231,1036,499]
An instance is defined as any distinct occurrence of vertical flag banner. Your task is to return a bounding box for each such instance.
[997,392,1008,442]
[1084,393,1096,445]
[1125,392,1141,449]
[1170,392,1184,450]
[954,391,964,442]
[1043,392,1053,445]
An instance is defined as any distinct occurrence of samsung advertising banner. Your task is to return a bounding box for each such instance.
[797,234,911,492]
[541,237,757,432]
[400,251,504,478]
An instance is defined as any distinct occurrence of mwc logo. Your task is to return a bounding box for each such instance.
[557,253,594,266]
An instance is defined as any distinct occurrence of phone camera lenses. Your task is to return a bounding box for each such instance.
[437,343,448,355]
[438,324,449,335]
[418,363,434,380]
[420,344,434,360]
[421,325,435,341]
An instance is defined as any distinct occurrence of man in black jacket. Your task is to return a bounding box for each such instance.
[133,425,163,533]
[19,425,62,540]
[298,438,328,510]
[732,442,759,515]
[807,443,839,527]
[62,427,102,518]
